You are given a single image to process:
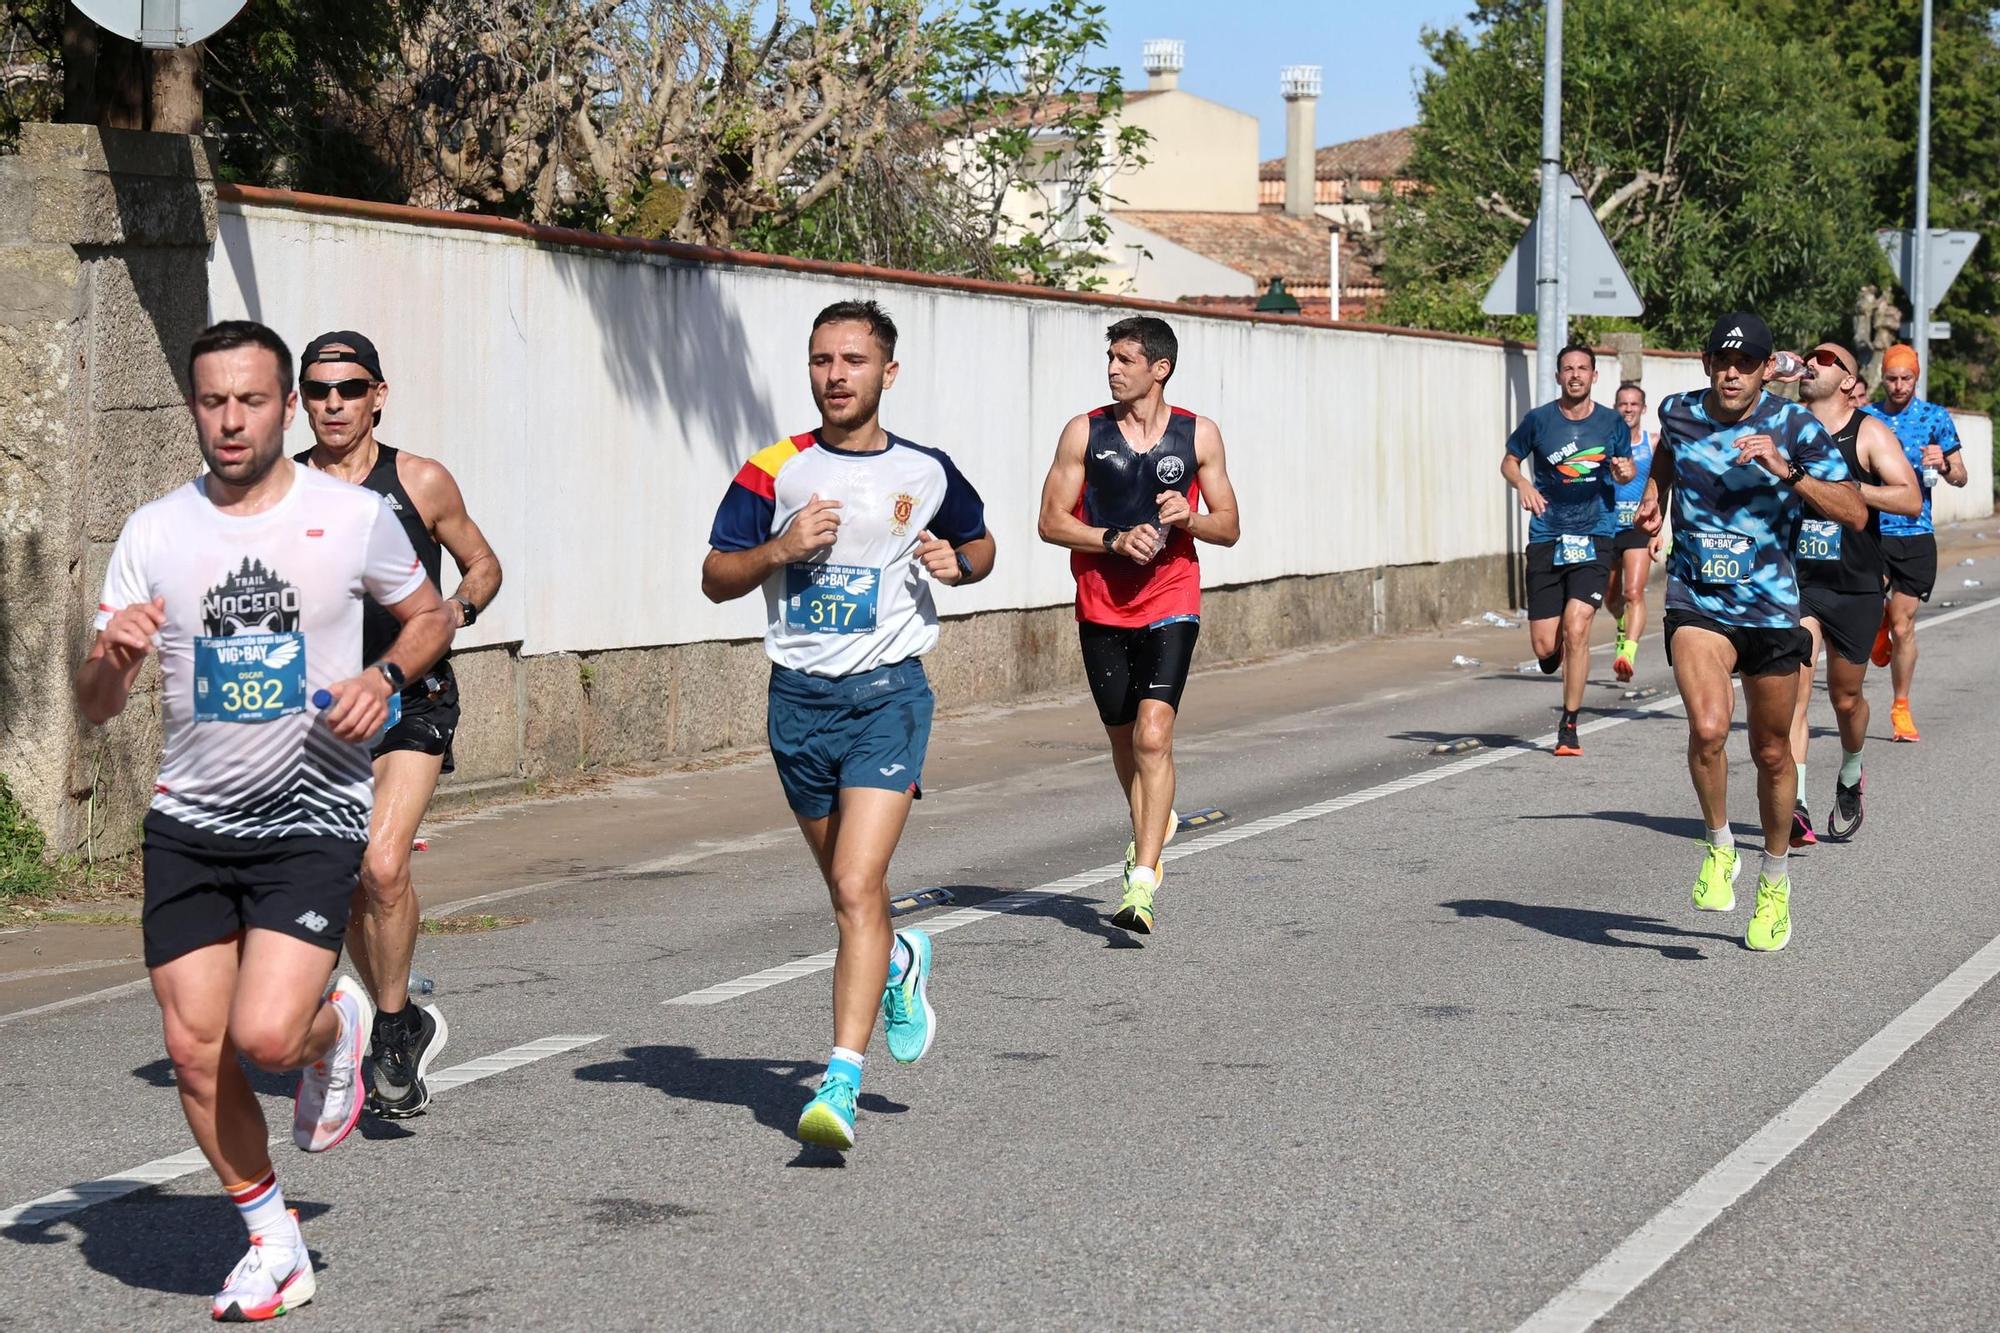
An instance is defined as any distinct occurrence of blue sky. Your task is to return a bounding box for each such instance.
[1094,0,1479,159]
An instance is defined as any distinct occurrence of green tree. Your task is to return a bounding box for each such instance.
[1383,0,1892,352]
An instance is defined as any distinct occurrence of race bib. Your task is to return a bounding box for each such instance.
[193,632,305,723]
[1615,500,1641,529]
[1690,533,1753,586]
[1555,534,1597,567]
[784,562,880,635]
[1797,519,1842,562]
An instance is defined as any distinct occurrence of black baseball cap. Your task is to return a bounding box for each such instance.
[299,330,384,381]
[1705,311,1772,361]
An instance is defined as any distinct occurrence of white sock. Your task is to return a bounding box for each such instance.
[1761,850,1789,883]
[1128,866,1158,889]
[1840,748,1864,785]
[1706,824,1734,850]
[225,1170,297,1251]
[825,1047,864,1088]
[1795,762,1807,793]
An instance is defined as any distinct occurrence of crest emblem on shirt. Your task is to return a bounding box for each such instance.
[1156,454,1187,485]
[891,493,917,535]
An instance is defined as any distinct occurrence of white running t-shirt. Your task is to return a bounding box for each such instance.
[95,465,428,841]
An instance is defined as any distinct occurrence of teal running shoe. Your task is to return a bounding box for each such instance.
[797,1074,858,1150]
[881,928,936,1064]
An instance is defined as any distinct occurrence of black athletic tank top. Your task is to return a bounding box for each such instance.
[1798,411,1882,594]
[1079,408,1198,531]
[295,443,450,689]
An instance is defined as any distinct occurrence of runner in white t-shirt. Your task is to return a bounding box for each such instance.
[703,300,994,1152]
[75,321,452,1322]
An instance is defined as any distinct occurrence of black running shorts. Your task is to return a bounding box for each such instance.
[1663,610,1813,678]
[1880,534,1939,602]
[1525,537,1611,621]
[1613,526,1652,554]
[374,666,459,774]
[141,811,362,968]
[1800,584,1885,668]
[1079,617,1201,727]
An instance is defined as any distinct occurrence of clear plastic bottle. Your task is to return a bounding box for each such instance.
[1772,351,1808,380]
[408,972,436,998]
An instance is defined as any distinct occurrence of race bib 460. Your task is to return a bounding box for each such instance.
[193,631,306,723]
[1690,533,1753,586]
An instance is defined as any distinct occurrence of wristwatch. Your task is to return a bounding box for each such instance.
[451,595,478,627]
[1102,527,1123,552]
[1784,459,1807,486]
[372,661,406,692]
[954,551,974,582]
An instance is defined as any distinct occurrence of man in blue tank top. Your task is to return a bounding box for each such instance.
[1501,344,1634,757]
[1604,381,1660,682]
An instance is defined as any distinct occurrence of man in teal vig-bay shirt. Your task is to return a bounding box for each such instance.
[1501,343,1636,758]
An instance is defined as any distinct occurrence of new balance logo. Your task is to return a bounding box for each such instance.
[879,764,907,777]
[295,910,330,934]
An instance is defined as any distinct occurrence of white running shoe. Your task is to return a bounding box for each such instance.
[293,975,373,1153]
[211,1229,314,1322]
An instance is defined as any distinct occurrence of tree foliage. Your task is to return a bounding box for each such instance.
[1384,0,1892,354]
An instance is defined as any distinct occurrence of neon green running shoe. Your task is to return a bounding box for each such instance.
[1124,807,1178,876]
[796,1074,858,1150]
[1692,843,1741,912]
[1744,875,1792,952]
[1110,870,1157,935]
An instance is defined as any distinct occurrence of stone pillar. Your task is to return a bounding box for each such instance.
[1607,331,1643,385]
[0,124,215,861]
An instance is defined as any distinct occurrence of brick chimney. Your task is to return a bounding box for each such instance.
[1144,39,1184,92]
[1281,65,1322,219]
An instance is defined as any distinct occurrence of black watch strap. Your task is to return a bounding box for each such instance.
[452,595,478,627]
[373,661,406,691]
[954,550,974,582]
[1102,527,1122,551]
[1785,459,1807,485]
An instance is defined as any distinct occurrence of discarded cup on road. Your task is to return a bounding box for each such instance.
[1964,579,1983,588]
[1450,655,1483,668]
[1480,611,1519,629]
[1961,558,1977,566]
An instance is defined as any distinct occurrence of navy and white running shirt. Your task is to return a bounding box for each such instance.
[709,431,987,677]
[1658,389,1850,629]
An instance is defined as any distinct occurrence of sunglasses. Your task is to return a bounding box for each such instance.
[1809,349,1855,376]
[301,377,376,402]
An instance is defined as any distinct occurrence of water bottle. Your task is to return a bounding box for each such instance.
[1773,351,1808,380]
[408,972,436,998]
[1923,460,1942,489]
[312,687,402,744]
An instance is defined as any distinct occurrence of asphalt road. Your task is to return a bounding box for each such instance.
[4,581,1998,1331]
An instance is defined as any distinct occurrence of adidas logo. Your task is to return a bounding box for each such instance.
[1726,325,1743,337]
[295,910,330,934]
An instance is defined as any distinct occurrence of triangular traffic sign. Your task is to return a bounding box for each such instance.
[1482,173,1643,317]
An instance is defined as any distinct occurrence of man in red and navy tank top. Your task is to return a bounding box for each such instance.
[296,331,505,1121]
[1037,317,1241,936]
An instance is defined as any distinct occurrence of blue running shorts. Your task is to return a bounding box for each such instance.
[767,658,934,818]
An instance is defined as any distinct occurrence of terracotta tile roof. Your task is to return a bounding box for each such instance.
[1259,126,1415,182]
[1115,209,1337,294]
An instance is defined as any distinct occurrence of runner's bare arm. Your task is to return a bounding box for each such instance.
[915,529,997,586]
[322,583,452,742]
[1500,451,1547,516]
[74,597,166,725]
[1855,416,1923,520]
[702,494,842,602]
[1170,416,1239,547]
[1634,440,1673,535]
[402,454,503,627]
[1037,415,1104,553]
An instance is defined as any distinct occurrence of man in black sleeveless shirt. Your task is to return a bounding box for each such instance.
[297,331,504,1118]
[1787,341,1919,843]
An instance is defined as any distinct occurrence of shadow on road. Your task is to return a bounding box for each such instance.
[936,886,1143,949]
[1388,730,1540,751]
[573,1045,908,1147]
[3,1194,331,1295]
[1440,898,1740,961]
[131,1057,293,1098]
[1518,810,1771,842]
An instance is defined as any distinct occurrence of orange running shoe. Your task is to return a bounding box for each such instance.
[1871,616,1893,669]
[1890,698,1919,743]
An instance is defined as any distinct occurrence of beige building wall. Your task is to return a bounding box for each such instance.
[1114,92,1259,213]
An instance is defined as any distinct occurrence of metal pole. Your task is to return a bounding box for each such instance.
[1913,0,1933,399]
[1536,0,1563,403]
[1555,173,1571,369]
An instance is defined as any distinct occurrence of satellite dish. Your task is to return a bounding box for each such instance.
[71,0,249,50]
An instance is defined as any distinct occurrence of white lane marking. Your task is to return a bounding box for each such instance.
[0,978,152,1029]
[0,1034,605,1229]
[665,688,1698,1007]
[1515,931,2000,1332]
[0,957,140,985]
